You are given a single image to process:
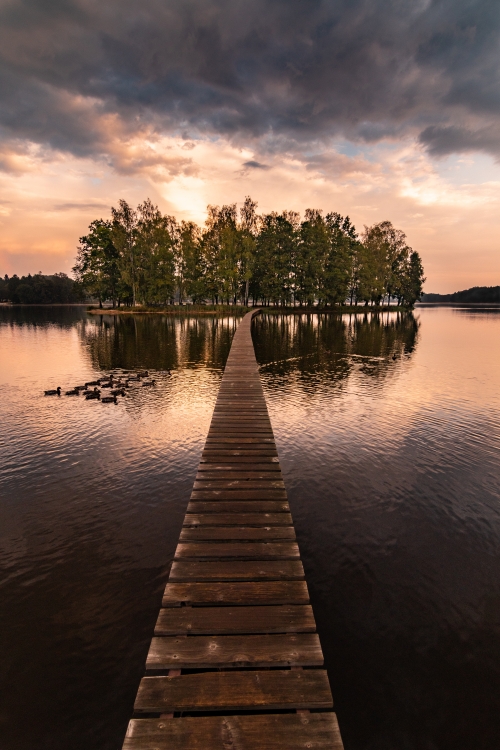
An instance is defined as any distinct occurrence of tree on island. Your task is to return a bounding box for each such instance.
[71,197,425,308]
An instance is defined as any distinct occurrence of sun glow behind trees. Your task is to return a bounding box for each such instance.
[72,197,425,308]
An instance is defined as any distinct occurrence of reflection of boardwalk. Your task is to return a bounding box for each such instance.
[123,310,344,749]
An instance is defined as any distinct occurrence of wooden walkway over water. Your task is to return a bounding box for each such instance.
[123,310,344,750]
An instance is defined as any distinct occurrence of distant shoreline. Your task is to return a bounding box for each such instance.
[415,302,500,307]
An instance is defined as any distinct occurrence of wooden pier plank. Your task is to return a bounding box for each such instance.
[162,581,311,607]
[124,714,344,750]
[196,464,282,471]
[190,490,288,500]
[179,526,296,541]
[200,455,280,462]
[146,633,323,669]
[134,669,333,713]
[169,560,305,582]
[155,604,316,635]
[183,512,293,526]
[186,501,290,513]
[174,542,300,560]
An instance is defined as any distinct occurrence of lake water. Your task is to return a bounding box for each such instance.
[1,306,499,750]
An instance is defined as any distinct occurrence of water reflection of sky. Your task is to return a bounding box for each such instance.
[1,307,500,750]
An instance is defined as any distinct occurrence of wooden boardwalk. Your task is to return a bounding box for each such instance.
[123,310,344,750]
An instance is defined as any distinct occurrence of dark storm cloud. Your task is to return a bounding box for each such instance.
[0,0,499,160]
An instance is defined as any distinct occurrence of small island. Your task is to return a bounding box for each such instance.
[0,197,426,312]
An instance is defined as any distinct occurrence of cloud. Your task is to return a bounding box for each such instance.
[52,202,109,211]
[419,124,500,157]
[0,0,498,166]
[242,160,270,169]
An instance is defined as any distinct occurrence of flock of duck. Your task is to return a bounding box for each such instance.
[44,370,170,403]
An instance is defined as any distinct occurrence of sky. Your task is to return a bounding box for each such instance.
[0,0,499,293]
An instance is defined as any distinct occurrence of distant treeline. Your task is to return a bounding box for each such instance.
[73,197,425,308]
[422,286,500,303]
[0,273,84,304]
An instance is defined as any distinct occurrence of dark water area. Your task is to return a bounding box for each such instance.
[1,307,500,749]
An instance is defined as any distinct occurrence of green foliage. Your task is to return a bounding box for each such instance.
[73,197,425,309]
[2,273,84,304]
[73,219,121,307]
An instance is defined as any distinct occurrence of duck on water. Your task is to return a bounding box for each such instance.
[101,395,118,404]
[44,371,168,399]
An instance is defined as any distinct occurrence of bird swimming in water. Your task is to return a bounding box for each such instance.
[110,388,126,397]
[101,394,117,403]
[44,387,61,396]
[142,380,156,387]
[65,389,80,396]
[85,388,100,400]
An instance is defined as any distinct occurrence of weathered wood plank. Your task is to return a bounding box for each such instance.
[201,451,279,459]
[186,501,290,513]
[169,560,305,581]
[162,581,310,607]
[134,669,333,712]
[146,633,323,669]
[184,513,292,526]
[174,542,300,560]
[204,438,271,443]
[208,426,274,437]
[210,416,272,422]
[124,713,344,750]
[193,480,286,489]
[179,526,295,541]
[154,604,316,635]
[190,490,288,500]
[196,463,282,471]
[211,417,270,422]
[207,435,275,440]
[208,423,273,429]
[195,473,284,482]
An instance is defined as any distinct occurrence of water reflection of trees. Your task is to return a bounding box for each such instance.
[253,312,420,389]
[78,314,243,372]
[0,306,87,329]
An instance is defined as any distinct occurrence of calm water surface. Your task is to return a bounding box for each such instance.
[1,307,499,750]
